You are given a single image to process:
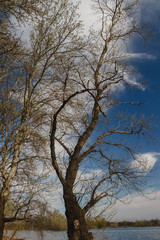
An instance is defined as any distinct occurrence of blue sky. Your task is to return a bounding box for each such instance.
[114,0,160,220]
[74,0,160,221]
[115,0,160,220]
[129,1,160,163]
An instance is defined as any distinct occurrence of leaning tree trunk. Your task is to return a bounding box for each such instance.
[0,198,5,240]
[63,186,94,240]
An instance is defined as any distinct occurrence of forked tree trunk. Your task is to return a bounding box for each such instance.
[63,187,94,240]
[0,198,5,240]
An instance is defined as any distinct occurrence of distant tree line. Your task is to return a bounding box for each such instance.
[87,217,160,229]
[5,214,160,231]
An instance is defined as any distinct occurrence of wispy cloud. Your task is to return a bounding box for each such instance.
[126,53,157,60]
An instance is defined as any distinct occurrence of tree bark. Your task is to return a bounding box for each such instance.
[0,197,5,240]
[63,186,93,240]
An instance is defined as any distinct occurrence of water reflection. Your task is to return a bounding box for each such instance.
[5,227,160,240]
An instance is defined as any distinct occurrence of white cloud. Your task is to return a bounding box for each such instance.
[125,53,157,60]
[114,190,160,221]
[76,0,94,31]
[132,152,160,172]
[111,152,160,220]
[78,0,139,34]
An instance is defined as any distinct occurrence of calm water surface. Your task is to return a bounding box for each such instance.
[7,227,160,240]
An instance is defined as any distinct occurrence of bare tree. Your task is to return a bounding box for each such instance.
[50,0,152,239]
[0,0,82,239]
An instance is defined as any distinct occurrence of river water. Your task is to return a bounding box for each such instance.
[5,227,160,240]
